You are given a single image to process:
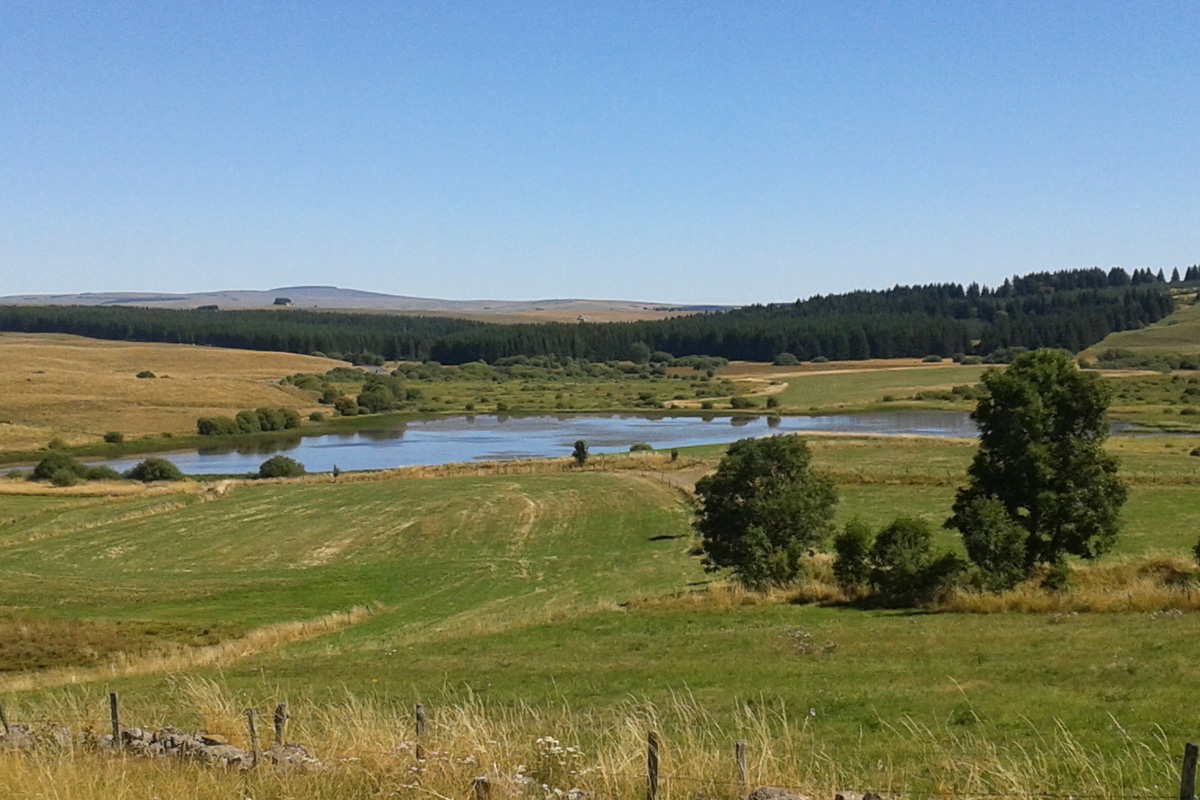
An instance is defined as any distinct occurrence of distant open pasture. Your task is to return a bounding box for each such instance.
[0,333,341,450]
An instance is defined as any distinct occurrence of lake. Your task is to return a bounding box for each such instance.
[91,411,989,475]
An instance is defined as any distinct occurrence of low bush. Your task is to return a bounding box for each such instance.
[197,416,239,436]
[629,443,653,452]
[32,452,84,481]
[82,465,121,481]
[136,370,156,379]
[832,520,873,590]
[49,467,78,487]
[922,354,943,363]
[730,396,756,409]
[102,431,124,444]
[765,396,780,409]
[125,458,184,482]
[773,352,799,366]
[258,455,307,479]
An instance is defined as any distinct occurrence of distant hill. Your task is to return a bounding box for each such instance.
[0,286,730,320]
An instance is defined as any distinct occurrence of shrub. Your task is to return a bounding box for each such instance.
[961,355,983,365]
[773,352,799,366]
[136,370,156,379]
[82,465,121,481]
[255,407,288,431]
[125,458,184,482]
[832,520,873,590]
[954,496,1028,591]
[333,396,359,416]
[258,455,307,479]
[281,408,302,428]
[32,452,84,481]
[49,467,79,487]
[870,517,965,605]
[235,410,262,433]
[197,416,238,436]
[47,437,68,451]
[357,385,397,414]
[6,469,27,480]
[102,431,124,444]
[309,411,326,423]
[922,354,943,363]
[572,440,589,466]
[1041,560,1072,591]
[700,401,714,410]
[495,401,509,412]
[811,356,829,363]
[765,396,780,409]
[730,396,756,409]
[670,448,679,462]
[629,443,653,452]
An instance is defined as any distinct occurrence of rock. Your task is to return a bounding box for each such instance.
[199,733,229,746]
[749,788,809,800]
[195,743,253,768]
[0,723,36,751]
[267,742,320,769]
[835,792,889,800]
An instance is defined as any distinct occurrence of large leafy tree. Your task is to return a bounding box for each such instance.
[694,436,837,588]
[947,349,1126,578]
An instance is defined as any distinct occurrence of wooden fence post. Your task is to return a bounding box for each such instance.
[415,703,426,760]
[245,709,260,767]
[735,738,748,797]
[1182,742,1198,800]
[0,701,10,736]
[273,702,288,746]
[647,730,660,800]
[473,776,492,800]
[109,692,121,749]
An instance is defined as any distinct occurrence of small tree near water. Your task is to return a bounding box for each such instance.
[694,436,837,589]
[572,440,589,466]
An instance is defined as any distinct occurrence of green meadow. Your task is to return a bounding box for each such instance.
[5,434,1200,786]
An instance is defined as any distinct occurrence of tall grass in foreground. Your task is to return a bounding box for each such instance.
[0,679,1183,799]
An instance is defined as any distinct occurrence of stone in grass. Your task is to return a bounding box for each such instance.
[748,787,810,800]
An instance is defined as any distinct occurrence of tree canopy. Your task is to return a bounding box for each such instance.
[694,436,837,588]
[947,349,1126,578]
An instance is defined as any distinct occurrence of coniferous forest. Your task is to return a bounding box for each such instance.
[0,267,1182,364]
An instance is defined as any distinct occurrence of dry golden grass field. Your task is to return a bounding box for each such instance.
[0,333,343,450]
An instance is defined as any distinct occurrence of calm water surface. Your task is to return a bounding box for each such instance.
[95,411,986,475]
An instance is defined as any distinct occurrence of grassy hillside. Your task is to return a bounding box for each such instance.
[5,438,1200,800]
[1082,295,1200,359]
[0,333,341,450]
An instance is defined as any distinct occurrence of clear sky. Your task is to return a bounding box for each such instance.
[1,1,1197,304]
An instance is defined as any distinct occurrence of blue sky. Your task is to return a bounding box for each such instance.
[1,1,1197,304]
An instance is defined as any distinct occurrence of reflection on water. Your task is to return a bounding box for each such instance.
[92,411,985,476]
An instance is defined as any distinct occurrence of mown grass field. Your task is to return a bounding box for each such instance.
[0,333,341,450]
[4,434,1200,798]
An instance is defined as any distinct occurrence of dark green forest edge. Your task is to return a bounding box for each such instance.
[0,266,1188,363]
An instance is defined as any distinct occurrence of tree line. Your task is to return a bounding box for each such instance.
[0,267,1179,363]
